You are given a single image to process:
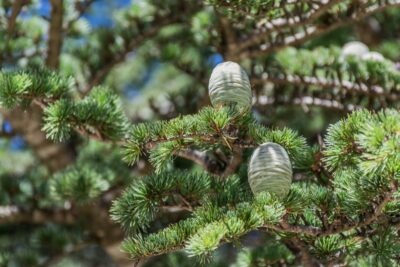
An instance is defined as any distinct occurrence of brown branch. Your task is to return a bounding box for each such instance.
[29,98,218,150]
[6,0,27,36]
[290,237,318,267]
[0,130,16,138]
[175,194,194,211]
[176,148,236,175]
[1,0,73,174]
[17,97,250,174]
[237,0,342,52]
[1,106,75,173]
[215,8,238,60]
[128,182,397,262]
[0,205,76,225]
[263,222,321,236]
[253,74,399,101]
[160,205,192,213]
[84,15,187,94]
[240,1,400,59]
[221,147,242,177]
[46,0,64,69]
[212,0,313,22]
[254,95,360,112]
[265,182,397,237]
[292,173,316,182]
[327,183,397,234]
[176,149,209,167]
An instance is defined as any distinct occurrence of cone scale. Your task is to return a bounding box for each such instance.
[248,142,292,199]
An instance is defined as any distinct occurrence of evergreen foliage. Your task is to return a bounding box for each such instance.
[1,0,400,266]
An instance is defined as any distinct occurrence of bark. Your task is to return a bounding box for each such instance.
[239,1,400,59]
[2,106,75,173]
[74,201,130,267]
[7,0,26,36]
[46,0,64,69]
[222,147,243,177]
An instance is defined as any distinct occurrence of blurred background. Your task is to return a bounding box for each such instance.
[1,0,400,266]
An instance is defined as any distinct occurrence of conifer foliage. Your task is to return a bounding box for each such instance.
[1,1,400,266]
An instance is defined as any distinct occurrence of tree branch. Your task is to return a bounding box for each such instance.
[239,1,400,59]
[46,0,64,69]
[215,8,238,60]
[84,15,189,94]
[176,149,224,175]
[125,181,397,262]
[1,106,75,173]
[264,182,397,237]
[221,147,242,177]
[0,205,76,225]
[254,95,360,112]
[289,237,318,267]
[253,74,399,101]
[175,149,208,169]
[237,0,342,52]
[6,0,27,36]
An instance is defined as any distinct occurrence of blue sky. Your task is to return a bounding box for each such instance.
[38,0,131,27]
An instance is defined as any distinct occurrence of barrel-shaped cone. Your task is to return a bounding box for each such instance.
[248,142,292,199]
[208,61,252,109]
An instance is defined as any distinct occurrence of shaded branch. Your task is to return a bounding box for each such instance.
[265,182,397,237]
[221,147,242,177]
[176,149,224,175]
[254,95,360,112]
[0,205,75,225]
[84,16,189,94]
[46,0,64,69]
[237,0,342,52]
[289,237,318,267]
[176,147,243,176]
[253,74,399,101]
[0,106,75,173]
[239,1,400,59]
[215,8,238,60]
[127,182,397,262]
[6,0,27,36]
[212,0,314,22]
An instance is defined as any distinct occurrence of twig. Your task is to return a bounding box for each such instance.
[221,147,242,177]
[175,194,193,211]
[160,205,193,213]
[176,149,217,172]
